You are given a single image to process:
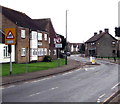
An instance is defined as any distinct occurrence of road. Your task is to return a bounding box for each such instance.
[2,55,119,102]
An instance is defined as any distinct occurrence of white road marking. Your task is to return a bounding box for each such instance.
[84,68,95,71]
[29,92,41,97]
[24,82,29,84]
[51,87,58,90]
[97,93,106,103]
[29,86,59,97]
[6,85,15,89]
[84,68,88,71]
[111,82,120,90]
[62,72,72,75]
[99,93,106,99]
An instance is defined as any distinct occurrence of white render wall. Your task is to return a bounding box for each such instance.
[0,43,15,63]
[30,31,38,61]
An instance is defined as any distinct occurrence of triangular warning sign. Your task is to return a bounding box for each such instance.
[6,31,14,39]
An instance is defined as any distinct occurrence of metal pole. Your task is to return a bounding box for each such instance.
[65,10,68,65]
[26,48,28,73]
[10,48,12,75]
[58,48,60,67]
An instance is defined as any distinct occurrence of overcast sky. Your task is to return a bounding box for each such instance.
[1,0,119,43]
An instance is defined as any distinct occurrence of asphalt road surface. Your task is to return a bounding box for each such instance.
[2,55,119,102]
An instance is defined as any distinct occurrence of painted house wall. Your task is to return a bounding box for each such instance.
[38,32,49,61]
[0,43,15,63]
[30,31,38,61]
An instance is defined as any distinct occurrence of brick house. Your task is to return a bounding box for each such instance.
[1,6,50,63]
[85,29,118,57]
[33,18,57,60]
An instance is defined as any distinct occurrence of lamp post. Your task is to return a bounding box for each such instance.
[65,10,68,65]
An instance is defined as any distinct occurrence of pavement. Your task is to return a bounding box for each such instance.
[2,59,84,85]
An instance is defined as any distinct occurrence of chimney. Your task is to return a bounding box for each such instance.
[99,30,102,34]
[94,32,97,36]
[104,28,109,33]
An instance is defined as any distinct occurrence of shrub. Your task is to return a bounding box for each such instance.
[43,56,52,62]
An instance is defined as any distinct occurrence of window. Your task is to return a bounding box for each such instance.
[38,48,43,56]
[30,48,37,56]
[21,48,26,56]
[49,50,51,55]
[44,48,47,55]
[49,38,50,44]
[38,42,42,46]
[53,50,56,55]
[44,34,47,40]
[38,33,42,40]
[31,31,37,40]
[21,30,25,38]
[112,41,116,47]
[3,46,10,58]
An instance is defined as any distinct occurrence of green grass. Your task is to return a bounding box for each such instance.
[2,59,65,76]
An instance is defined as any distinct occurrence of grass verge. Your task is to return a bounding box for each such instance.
[2,59,65,76]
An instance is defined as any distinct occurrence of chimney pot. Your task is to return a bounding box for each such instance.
[94,32,97,36]
[104,28,109,33]
[99,30,102,34]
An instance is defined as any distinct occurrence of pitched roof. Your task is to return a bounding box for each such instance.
[1,6,39,30]
[33,18,56,34]
[85,32,117,43]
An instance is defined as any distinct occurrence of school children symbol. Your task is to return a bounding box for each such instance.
[5,28,16,45]
[6,31,14,39]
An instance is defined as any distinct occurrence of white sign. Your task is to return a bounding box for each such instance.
[55,44,62,48]
[54,37,62,44]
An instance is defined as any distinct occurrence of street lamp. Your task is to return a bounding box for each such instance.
[65,10,68,65]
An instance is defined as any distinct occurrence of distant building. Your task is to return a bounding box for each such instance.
[68,43,82,53]
[85,29,118,57]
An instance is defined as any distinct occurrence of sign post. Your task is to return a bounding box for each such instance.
[54,36,62,67]
[5,28,16,75]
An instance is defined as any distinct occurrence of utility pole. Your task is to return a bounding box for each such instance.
[65,10,68,65]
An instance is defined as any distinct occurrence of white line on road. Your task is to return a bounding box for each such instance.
[99,93,106,99]
[29,92,41,97]
[51,87,58,90]
[6,85,15,89]
[97,93,106,103]
[111,82,120,90]
[29,86,59,97]
[62,71,72,75]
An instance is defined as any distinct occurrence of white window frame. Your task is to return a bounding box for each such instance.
[49,37,50,44]
[3,46,10,58]
[38,33,42,40]
[53,49,56,55]
[21,30,25,38]
[38,42,42,46]
[44,34,47,41]
[38,48,43,56]
[44,48,47,55]
[49,50,51,55]
[21,48,26,56]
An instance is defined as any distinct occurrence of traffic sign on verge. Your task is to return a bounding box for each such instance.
[55,44,62,48]
[5,28,16,45]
